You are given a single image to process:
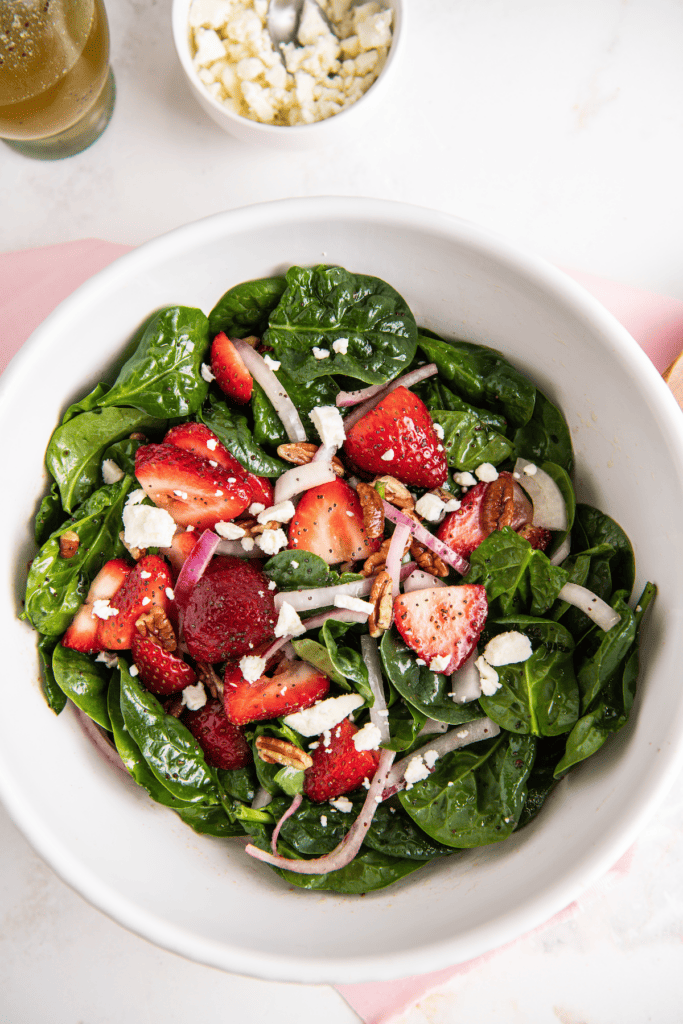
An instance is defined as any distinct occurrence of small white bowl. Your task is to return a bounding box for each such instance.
[171,0,404,148]
[2,198,683,983]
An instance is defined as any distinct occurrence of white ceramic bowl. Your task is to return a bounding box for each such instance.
[2,198,683,984]
[171,0,403,148]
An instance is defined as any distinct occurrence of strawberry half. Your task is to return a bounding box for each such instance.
[288,477,381,565]
[393,584,488,674]
[343,386,447,489]
[437,472,534,558]
[182,556,277,662]
[163,422,274,510]
[183,697,253,769]
[97,554,174,650]
[131,633,196,695]
[134,443,252,531]
[62,558,132,653]
[436,481,489,559]
[303,717,381,803]
[224,659,330,726]
[211,332,253,404]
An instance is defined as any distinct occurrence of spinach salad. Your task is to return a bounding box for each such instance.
[23,265,655,894]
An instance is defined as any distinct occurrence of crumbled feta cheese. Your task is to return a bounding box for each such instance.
[215,521,247,539]
[92,599,118,620]
[129,665,139,677]
[141,596,151,607]
[274,600,306,637]
[193,26,226,65]
[475,655,501,696]
[125,488,146,506]
[181,681,207,711]
[249,502,266,515]
[332,338,349,355]
[320,814,328,828]
[140,570,151,579]
[102,458,124,484]
[433,422,445,440]
[283,693,364,736]
[206,437,218,451]
[483,631,533,666]
[429,653,451,674]
[95,651,118,668]
[122,504,177,549]
[352,721,382,751]
[475,462,499,483]
[256,527,288,555]
[241,536,255,552]
[329,795,353,813]
[309,405,346,448]
[165,587,175,600]
[423,748,440,769]
[239,654,267,683]
[403,755,431,789]
[268,580,277,590]
[312,346,330,360]
[456,729,469,739]
[256,500,296,524]
[380,448,395,461]
[201,362,215,382]
[264,353,281,371]
[523,463,538,476]
[454,471,478,488]
[443,497,462,512]
[414,492,446,522]
[333,594,372,616]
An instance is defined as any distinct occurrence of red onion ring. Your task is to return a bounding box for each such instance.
[360,635,390,743]
[271,792,303,854]
[173,529,220,614]
[382,501,470,576]
[232,338,306,443]
[337,365,439,433]
[382,718,500,799]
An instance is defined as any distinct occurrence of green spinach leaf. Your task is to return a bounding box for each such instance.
[52,643,111,729]
[260,837,423,893]
[200,395,288,477]
[465,528,569,617]
[37,634,66,714]
[431,408,513,471]
[511,389,574,474]
[209,276,287,338]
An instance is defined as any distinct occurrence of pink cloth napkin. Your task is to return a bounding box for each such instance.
[3,239,683,1023]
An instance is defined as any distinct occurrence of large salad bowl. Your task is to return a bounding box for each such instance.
[2,197,683,983]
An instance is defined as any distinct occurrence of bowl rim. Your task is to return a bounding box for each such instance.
[3,196,683,983]
[170,0,404,137]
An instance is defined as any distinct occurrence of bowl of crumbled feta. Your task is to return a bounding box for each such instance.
[172,0,402,145]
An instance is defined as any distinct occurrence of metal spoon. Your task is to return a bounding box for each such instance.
[267,0,336,53]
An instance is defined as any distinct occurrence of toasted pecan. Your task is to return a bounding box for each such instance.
[135,605,177,652]
[59,530,80,559]
[356,481,385,540]
[277,442,345,477]
[368,570,393,638]
[255,736,313,771]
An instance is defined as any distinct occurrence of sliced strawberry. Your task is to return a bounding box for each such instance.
[436,481,489,559]
[393,584,488,674]
[224,659,330,726]
[62,558,132,653]
[163,422,274,510]
[288,477,381,566]
[97,554,174,650]
[211,332,253,404]
[160,529,198,578]
[517,523,552,551]
[184,697,253,768]
[303,717,381,803]
[182,556,277,662]
[134,443,251,531]
[438,472,533,558]
[343,386,447,489]
[131,633,196,695]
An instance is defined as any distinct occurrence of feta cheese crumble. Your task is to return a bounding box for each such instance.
[352,721,382,751]
[309,405,346,448]
[380,448,395,461]
[214,521,247,539]
[475,462,499,483]
[283,692,364,736]
[333,594,373,616]
[312,346,330,360]
[239,654,267,682]
[101,458,124,484]
[274,600,306,637]
[122,504,177,549]
[264,354,281,371]
[332,338,349,355]
[475,655,501,696]
[329,795,353,813]
[256,500,296,524]
[483,631,533,666]
[429,653,451,674]
[181,682,207,711]
[92,599,118,620]
[256,527,288,555]
[414,492,446,522]
[201,363,215,382]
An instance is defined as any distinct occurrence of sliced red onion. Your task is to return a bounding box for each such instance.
[513,458,568,531]
[385,522,411,601]
[271,793,303,854]
[273,460,336,504]
[232,338,306,443]
[557,582,621,631]
[382,718,500,799]
[549,533,571,566]
[416,718,449,737]
[215,539,267,558]
[382,501,469,576]
[360,635,390,743]
[449,649,482,704]
[259,608,370,666]
[402,568,447,593]
[174,529,220,612]
[337,364,439,428]
[245,747,396,875]
[74,708,128,775]
[312,443,338,462]
[274,577,374,612]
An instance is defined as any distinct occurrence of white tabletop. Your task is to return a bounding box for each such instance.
[3,1,683,1021]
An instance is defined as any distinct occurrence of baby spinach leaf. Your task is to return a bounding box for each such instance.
[102,437,142,478]
[478,616,579,736]
[61,382,111,423]
[24,478,132,636]
[174,803,247,837]
[38,634,67,714]
[380,630,484,725]
[320,619,371,700]
[465,528,569,617]
[209,275,287,338]
[291,638,347,685]
[431,409,513,471]
[259,836,423,893]
[34,483,64,545]
[516,734,567,827]
[384,692,427,751]
[97,307,210,418]
[511,390,574,474]
[52,644,111,729]
[365,798,456,860]
[251,381,288,446]
[575,593,636,712]
[216,766,258,804]
[264,550,339,589]
[265,265,418,385]
[572,504,635,598]
[200,395,288,477]
[46,406,164,512]
[119,664,220,805]
[416,333,536,428]
[418,379,509,434]
[399,733,536,848]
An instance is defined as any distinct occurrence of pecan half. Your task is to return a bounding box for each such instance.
[255,736,313,771]
[196,660,224,699]
[277,442,345,477]
[361,531,413,577]
[481,474,532,534]
[374,475,414,510]
[59,530,80,559]
[249,520,280,535]
[356,481,385,539]
[135,605,177,652]
[368,570,394,638]
[409,539,449,577]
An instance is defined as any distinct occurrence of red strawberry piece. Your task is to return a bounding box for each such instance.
[303,717,381,803]
[518,523,552,551]
[131,633,197,695]
[182,555,277,662]
[211,332,253,404]
[343,386,447,489]
[62,558,132,654]
[437,481,489,559]
[160,529,198,578]
[224,659,330,726]
[164,422,274,510]
[288,476,381,566]
[184,697,253,769]
[134,443,252,531]
[437,472,533,558]
[97,554,174,650]
[393,584,488,674]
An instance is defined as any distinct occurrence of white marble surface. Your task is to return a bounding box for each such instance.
[3,0,683,1021]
